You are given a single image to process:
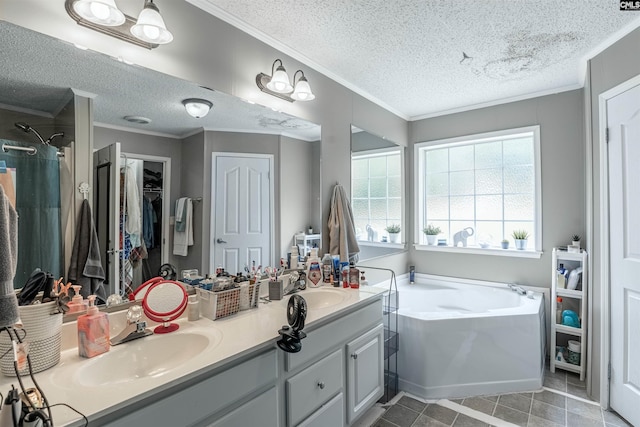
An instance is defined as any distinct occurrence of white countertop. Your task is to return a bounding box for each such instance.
[0,285,386,426]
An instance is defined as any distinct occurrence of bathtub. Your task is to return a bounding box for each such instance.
[393,274,545,399]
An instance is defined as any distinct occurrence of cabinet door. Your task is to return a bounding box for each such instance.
[346,324,384,424]
[207,387,278,427]
[298,393,344,427]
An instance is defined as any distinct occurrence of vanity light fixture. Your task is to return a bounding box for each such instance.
[65,0,173,49]
[130,0,173,45]
[182,98,213,118]
[256,59,316,102]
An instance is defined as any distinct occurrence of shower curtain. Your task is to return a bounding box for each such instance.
[0,140,62,288]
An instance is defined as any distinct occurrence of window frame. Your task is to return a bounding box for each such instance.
[414,125,542,257]
[351,146,405,245]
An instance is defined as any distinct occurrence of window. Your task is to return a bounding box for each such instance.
[415,126,541,251]
[352,148,403,243]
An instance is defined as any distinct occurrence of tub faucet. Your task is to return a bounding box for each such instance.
[508,283,527,295]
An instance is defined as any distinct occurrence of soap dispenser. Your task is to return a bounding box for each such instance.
[78,295,110,358]
[67,285,87,314]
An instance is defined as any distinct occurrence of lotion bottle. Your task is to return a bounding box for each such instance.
[77,295,110,358]
[67,285,87,314]
[306,248,322,287]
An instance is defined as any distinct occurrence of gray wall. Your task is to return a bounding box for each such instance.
[409,89,585,287]
[585,26,640,403]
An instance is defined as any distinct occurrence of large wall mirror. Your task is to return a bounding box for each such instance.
[351,125,406,261]
[0,21,321,309]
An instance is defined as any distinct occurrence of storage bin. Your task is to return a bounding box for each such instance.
[567,340,581,365]
[195,287,240,320]
[0,301,62,376]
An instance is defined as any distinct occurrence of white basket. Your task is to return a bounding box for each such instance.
[0,301,62,376]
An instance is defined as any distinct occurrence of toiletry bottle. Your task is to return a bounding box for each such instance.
[67,285,87,314]
[188,294,200,321]
[290,246,299,269]
[321,253,333,284]
[557,263,566,288]
[409,265,416,284]
[77,295,110,358]
[349,262,360,289]
[556,297,563,324]
[342,264,350,288]
[306,248,322,287]
[360,270,368,287]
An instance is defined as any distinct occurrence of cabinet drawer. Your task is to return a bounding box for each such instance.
[287,349,344,426]
[286,298,382,371]
[298,392,344,427]
[207,387,278,427]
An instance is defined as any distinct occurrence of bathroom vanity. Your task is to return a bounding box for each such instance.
[0,287,385,426]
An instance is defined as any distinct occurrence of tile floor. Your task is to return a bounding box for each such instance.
[368,367,633,427]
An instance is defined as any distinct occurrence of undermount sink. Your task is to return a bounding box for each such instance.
[300,288,348,309]
[74,332,217,387]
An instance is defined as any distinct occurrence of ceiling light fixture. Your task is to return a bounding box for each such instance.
[256,59,316,102]
[65,0,173,49]
[182,99,213,118]
[124,115,152,124]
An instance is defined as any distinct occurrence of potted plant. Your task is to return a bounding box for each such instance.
[423,224,441,245]
[385,224,401,243]
[512,230,530,250]
[571,234,581,248]
[501,239,509,249]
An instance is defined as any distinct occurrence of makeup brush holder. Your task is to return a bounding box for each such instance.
[0,301,62,376]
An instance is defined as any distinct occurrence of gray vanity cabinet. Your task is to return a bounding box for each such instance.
[346,324,384,424]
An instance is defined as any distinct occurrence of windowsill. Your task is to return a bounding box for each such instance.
[414,244,543,258]
[358,241,405,249]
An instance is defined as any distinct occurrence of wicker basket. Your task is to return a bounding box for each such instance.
[196,287,241,320]
[0,301,62,376]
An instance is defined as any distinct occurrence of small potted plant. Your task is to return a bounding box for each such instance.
[385,224,401,243]
[512,230,530,250]
[571,234,581,248]
[423,224,441,245]
[501,239,509,249]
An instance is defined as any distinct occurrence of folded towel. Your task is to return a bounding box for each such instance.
[0,184,19,327]
[173,198,193,256]
[68,199,106,301]
[175,197,188,232]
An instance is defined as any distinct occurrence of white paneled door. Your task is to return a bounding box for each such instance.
[607,81,640,427]
[213,154,272,274]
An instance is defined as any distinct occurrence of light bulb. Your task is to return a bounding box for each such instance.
[89,2,110,20]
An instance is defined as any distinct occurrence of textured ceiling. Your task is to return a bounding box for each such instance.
[0,22,320,140]
[190,0,640,119]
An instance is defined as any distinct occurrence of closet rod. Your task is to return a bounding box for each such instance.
[2,144,37,155]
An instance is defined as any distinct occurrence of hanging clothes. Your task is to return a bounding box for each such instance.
[122,166,142,248]
[0,184,19,326]
[142,195,155,249]
[328,184,360,263]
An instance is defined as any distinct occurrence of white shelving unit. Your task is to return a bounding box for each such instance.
[293,233,321,256]
[550,248,588,380]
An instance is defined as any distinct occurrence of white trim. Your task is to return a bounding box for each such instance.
[597,72,640,410]
[410,84,582,121]
[209,152,275,272]
[352,146,402,159]
[198,126,320,142]
[414,245,543,259]
[0,102,54,118]
[357,241,405,250]
[185,0,408,121]
[94,122,184,139]
[122,152,172,267]
[414,125,542,252]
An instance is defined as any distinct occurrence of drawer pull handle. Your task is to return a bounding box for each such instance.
[351,353,358,360]
[317,381,325,389]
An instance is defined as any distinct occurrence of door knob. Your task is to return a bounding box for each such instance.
[216,238,227,244]
[351,353,358,360]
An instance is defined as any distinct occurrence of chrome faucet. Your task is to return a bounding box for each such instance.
[283,270,307,295]
[508,283,527,295]
[110,305,153,346]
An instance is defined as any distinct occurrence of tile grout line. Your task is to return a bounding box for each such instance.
[542,386,601,406]
[437,399,520,427]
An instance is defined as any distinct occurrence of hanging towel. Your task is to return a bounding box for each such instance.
[175,197,188,232]
[0,184,19,327]
[328,184,360,263]
[68,199,106,301]
[173,198,193,256]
